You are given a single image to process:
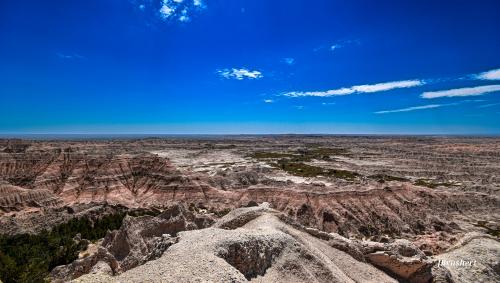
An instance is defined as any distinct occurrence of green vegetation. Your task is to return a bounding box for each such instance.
[414,179,456,189]
[249,147,349,162]
[304,147,350,158]
[249,148,358,180]
[369,174,408,183]
[0,210,159,283]
[248,151,297,159]
[274,159,359,180]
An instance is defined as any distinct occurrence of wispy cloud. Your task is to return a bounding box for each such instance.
[477,103,500,108]
[56,52,84,60]
[330,44,341,51]
[283,79,424,97]
[375,100,484,114]
[263,99,274,103]
[375,104,443,114]
[282,58,295,65]
[321,102,336,106]
[294,105,304,110]
[421,85,500,99]
[217,68,263,80]
[314,39,359,52]
[474,68,500,81]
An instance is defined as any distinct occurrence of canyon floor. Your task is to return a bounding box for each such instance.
[0,136,499,282]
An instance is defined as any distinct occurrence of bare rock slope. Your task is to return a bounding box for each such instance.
[73,203,398,282]
[65,203,500,283]
[50,204,215,281]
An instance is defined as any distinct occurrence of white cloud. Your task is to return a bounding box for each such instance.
[375,104,443,114]
[178,8,189,22]
[179,15,190,22]
[475,68,500,80]
[330,44,341,51]
[159,2,174,19]
[218,68,263,80]
[283,79,425,97]
[154,0,204,22]
[264,99,274,103]
[421,85,500,99]
[321,102,336,105]
[283,58,295,65]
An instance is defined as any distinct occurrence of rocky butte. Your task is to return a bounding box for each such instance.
[0,136,498,282]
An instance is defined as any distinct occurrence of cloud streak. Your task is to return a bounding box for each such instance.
[477,103,500,108]
[475,68,500,81]
[218,68,263,80]
[375,104,443,114]
[375,100,485,114]
[283,80,425,97]
[421,85,500,99]
[56,52,84,60]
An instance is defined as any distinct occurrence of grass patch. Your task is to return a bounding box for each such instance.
[369,174,408,183]
[249,148,357,180]
[249,147,349,162]
[414,179,456,189]
[274,160,359,180]
[248,152,297,159]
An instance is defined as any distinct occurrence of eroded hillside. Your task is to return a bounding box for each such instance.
[0,136,499,282]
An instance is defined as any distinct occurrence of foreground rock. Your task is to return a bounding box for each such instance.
[64,203,500,283]
[433,233,500,282]
[50,204,214,282]
[73,203,397,282]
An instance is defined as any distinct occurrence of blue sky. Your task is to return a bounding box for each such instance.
[1,0,500,134]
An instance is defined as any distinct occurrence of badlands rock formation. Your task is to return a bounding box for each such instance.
[50,204,215,281]
[0,137,499,282]
[70,204,399,282]
[60,203,497,283]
